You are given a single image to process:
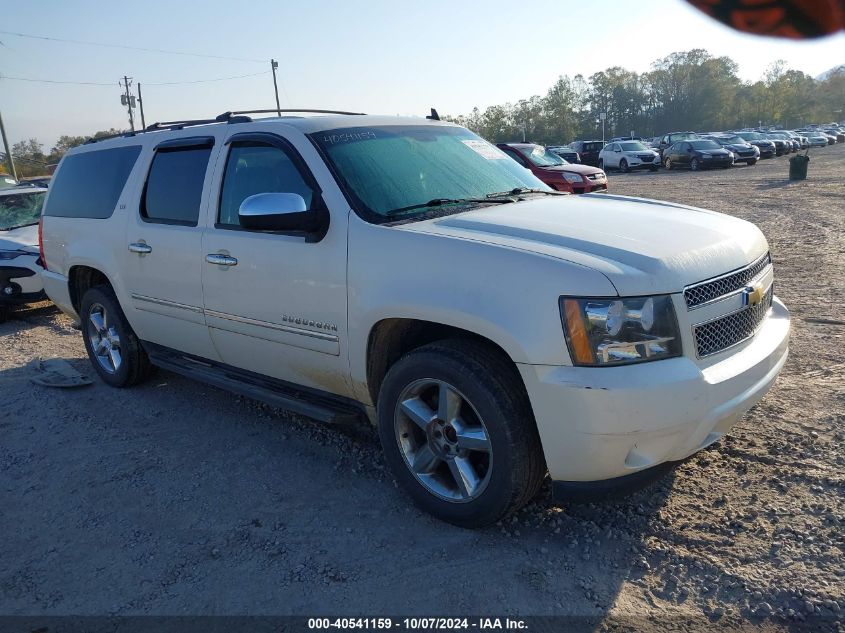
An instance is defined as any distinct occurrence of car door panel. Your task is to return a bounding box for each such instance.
[121,136,221,360]
[200,129,352,397]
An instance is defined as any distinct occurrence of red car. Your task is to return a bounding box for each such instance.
[496,143,608,194]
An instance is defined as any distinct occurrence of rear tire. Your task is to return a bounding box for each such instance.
[80,285,154,388]
[377,339,546,528]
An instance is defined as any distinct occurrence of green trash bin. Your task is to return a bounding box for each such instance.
[789,153,809,180]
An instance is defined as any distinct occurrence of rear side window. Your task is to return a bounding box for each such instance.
[142,145,212,226]
[44,146,141,219]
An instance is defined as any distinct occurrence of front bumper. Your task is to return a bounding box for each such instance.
[572,178,608,194]
[519,296,790,483]
[0,264,45,305]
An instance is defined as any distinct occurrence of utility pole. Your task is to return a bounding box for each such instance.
[270,59,281,116]
[121,76,135,132]
[0,109,17,180]
[137,83,146,130]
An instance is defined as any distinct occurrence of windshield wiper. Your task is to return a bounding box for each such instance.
[384,197,514,217]
[485,187,564,198]
[0,221,39,232]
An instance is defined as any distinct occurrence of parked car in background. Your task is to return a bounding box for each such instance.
[598,140,660,172]
[783,131,808,150]
[547,145,580,163]
[0,175,19,189]
[734,132,776,158]
[19,175,52,188]
[568,140,605,167]
[823,128,844,143]
[764,132,792,156]
[804,132,832,147]
[662,139,733,170]
[657,132,699,156]
[0,186,47,322]
[607,136,644,143]
[703,134,759,166]
[497,143,608,194]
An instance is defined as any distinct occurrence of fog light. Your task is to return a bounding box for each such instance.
[2,285,14,296]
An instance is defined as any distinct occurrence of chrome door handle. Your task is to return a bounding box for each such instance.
[206,253,238,266]
[128,242,152,254]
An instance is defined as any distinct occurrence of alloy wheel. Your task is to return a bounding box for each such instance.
[394,378,493,502]
[86,303,122,374]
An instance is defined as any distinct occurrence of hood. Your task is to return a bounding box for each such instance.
[540,163,602,175]
[0,223,39,252]
[399,194,767,296]
[727,143,753,151]
[697,148,731,156]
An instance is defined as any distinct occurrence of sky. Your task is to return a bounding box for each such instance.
[1,0,843,150]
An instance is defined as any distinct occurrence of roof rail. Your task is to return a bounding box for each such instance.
[218,108,366,118]
[80,108,365,145]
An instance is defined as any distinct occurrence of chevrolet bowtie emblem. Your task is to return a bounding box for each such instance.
[743,283,765,307]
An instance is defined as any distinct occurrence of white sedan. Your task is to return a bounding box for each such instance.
[598,141,661,172]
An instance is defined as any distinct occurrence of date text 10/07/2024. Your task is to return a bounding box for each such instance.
[307,618,528,630]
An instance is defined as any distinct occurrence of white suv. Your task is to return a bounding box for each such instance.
[39,111,790,527]
[598,141,660,172]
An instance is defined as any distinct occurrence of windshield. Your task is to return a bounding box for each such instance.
[620,142,648,151]
[311,125,546,221]
[672,133,698,141]
[0,191,45,230]
[738,132,763,140]
[717,135,744,144]
[768,132,788,139]
[519,145,566,167]
[689,140,722,150]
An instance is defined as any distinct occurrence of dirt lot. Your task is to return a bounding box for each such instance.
[1,145,843,631]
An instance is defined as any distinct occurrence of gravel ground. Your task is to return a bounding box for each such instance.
[1,144,843,631]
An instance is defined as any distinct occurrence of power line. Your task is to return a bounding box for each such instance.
[145,70,270,85]
[0,70,270,87]
[0,75,117,86]
[0,29,266,63]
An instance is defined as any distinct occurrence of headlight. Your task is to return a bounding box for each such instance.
[562,172,583,183]
[560,295,681,366]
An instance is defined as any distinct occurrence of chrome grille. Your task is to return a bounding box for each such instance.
[693,287,773,357]
[684,253,771,308]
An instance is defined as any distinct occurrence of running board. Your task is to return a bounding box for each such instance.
[144,343,365,426]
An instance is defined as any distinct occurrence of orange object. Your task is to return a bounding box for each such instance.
[685,0,845,38]
[563,300,595,364]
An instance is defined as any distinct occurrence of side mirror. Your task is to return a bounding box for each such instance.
[238,193,321,233]
[614,148,621,153]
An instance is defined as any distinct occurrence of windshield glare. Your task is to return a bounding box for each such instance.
[520,146,565,167]
[0,191,45,230]
[620,142,648,151]
[312,126,547,220]
[689,140,721,150]
[717,135,743,144]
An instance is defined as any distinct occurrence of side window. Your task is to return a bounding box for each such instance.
[661,136,668,144]
[142,144,213,226]
[612,144,620,151]
[218,142,315,228]
[44,146,141,219]
[501,148,526,165]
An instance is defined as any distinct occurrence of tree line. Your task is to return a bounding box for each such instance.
[445,50,845,145]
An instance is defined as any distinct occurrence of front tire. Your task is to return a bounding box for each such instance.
[747,158,758,166]
[691,158,700,171]
[664,157,673,170]
[377,339,545,528]
[80,285,154,388]
[619,159,630,173]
